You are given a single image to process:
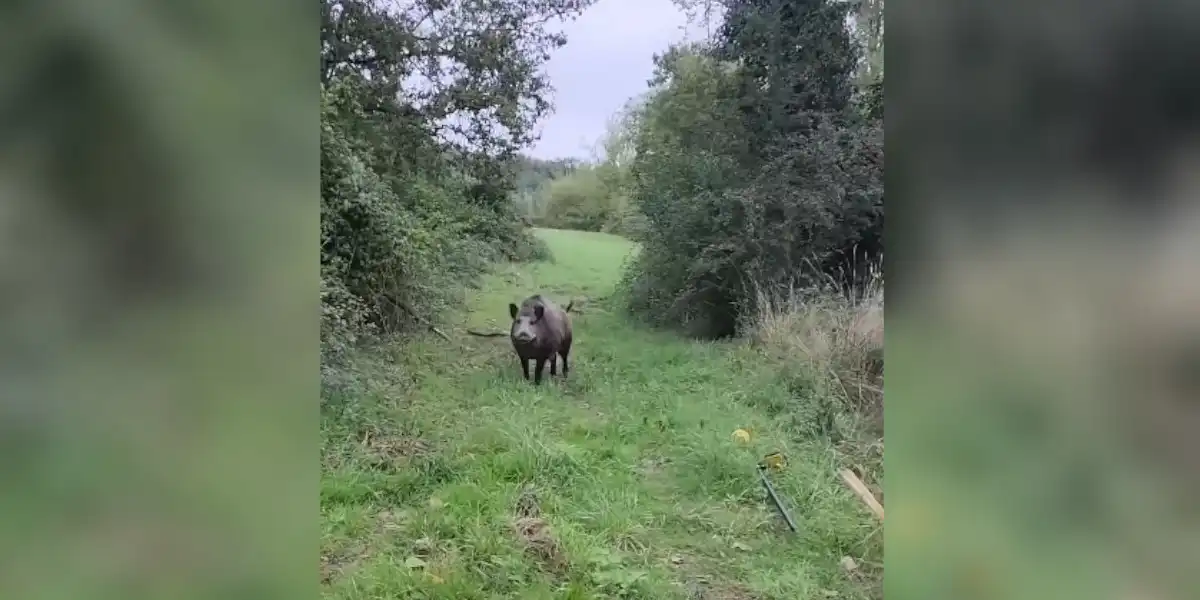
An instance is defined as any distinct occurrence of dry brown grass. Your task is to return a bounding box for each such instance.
[746,263,885,598]
[748,262,884,430]
[510,484,569,574]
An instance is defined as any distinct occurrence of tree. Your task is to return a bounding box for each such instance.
[620,0,883,337]
[321,0,593,165]
[852,0,884,86]
[320,0,592,368]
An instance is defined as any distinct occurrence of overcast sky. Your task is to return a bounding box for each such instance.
[527,0,711,160]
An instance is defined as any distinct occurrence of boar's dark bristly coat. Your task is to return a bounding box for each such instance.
[508,295,573,385]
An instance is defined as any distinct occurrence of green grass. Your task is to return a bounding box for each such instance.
[321,228,881,599]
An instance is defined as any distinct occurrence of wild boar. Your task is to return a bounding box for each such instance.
[509,295,574,385]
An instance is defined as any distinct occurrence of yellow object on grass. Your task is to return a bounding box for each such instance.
[731,428,752,444]
[763,452,786,470]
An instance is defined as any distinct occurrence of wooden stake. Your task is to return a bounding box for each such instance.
[839,469,884,521]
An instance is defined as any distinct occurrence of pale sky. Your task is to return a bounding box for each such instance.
[527,0,711,160]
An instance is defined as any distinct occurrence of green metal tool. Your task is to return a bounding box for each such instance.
[757,454,799,533]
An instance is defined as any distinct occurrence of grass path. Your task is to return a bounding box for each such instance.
[321,229,880,599]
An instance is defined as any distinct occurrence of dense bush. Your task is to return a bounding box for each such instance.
[321,83,490,365]
[618,0,884,338]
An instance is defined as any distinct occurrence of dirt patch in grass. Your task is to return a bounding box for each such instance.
[636,455,671,477]
[320,555,335,585]
[682,575,760,600]
[514,484,542,518]
[512,517,567,571]
[375,508,409,532]
[321,509,412,586]
[320,543,368,585]
[841,555,883,600]
[362,429,430,469]
[510,485,568,573]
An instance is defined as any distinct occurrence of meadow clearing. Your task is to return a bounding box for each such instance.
[321,229,882,599]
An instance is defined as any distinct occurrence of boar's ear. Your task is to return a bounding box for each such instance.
[533,304,545,320]
[509,303,519,319]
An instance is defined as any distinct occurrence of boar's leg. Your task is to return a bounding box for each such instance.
[534,357,547,385]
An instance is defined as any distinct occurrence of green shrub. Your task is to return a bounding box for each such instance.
[320,79,549,374]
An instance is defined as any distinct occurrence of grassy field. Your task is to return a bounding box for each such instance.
[321,228,881,599]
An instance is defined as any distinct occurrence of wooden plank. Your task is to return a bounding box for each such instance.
[840,469,884,521]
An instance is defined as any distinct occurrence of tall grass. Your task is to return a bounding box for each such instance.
[749,259,883,415]
[745,257,884,508]
[736,258,884,597]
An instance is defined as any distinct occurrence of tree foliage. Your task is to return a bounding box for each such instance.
[320,0,592,369]
[619,0,884,338]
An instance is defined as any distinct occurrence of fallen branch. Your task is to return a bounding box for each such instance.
[467,329,508,338]
[424,324,452,342]
[384,296,451,342]
[384,295,576,342]
[839,468,884,521]
[468,298,574,338]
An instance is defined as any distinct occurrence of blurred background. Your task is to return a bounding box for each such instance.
[0,0,1196,599]
[0,1,314,599]
[890,1,1200,599]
